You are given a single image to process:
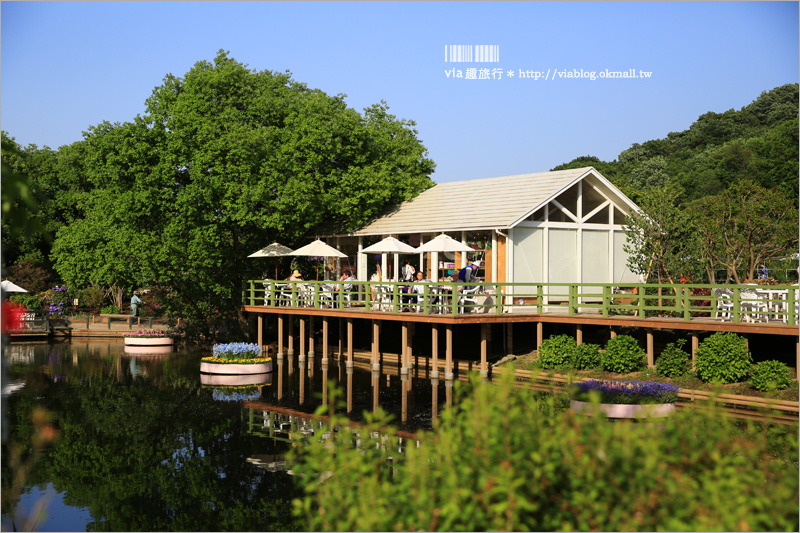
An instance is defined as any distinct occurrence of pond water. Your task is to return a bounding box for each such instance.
[1,340,451,532]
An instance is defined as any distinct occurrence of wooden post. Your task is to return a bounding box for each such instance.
[536,322,543,350]
[277,356,283,400]
[347,318,354,363]
[610,327,616,339]
[445,324,453,379]
[576,324,583,346]
[338,318,343,359]
[372,320,380,367]
[299,318,305,359]
[431,325,440,378]
[646,331,654,368]
[322,317,329,364]
[506,323,513,356]
[257,315,263,351]
[480,324,488,378]
[401,322,409,370]
[691,334,699,370]
[308,316,315,357]
[277,315,284,359]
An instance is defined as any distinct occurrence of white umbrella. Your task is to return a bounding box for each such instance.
[362,236,417,254]
[362,236,417,282]
[248,242,294,279]
[289,239,347,280]
[414,234,474,281]
[1,280,27,293]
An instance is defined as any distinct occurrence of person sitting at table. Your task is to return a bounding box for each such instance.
[457,261,480,283]
[286,270,303,282]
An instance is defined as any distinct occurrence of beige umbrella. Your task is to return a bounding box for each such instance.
[289,239,347,280]
[414,234,474,281]
[1,280,27,293]
[248,242,294,279]
[362,237,417,281]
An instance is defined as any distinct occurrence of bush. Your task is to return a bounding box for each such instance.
[601,335,644,373]
[656,339,691,378]
[750,360,793,392]
[573,343,601,370]
[101,305,121,314]
[695,332,752,384]
[8,293,43,310]
[81,286,106,312]
[7,259,51,294]
[536,335,575,369]
[289,373,799,532]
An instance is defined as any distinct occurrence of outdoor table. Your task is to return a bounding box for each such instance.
[755,288,788,320]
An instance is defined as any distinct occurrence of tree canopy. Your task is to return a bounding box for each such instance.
[21,50,435,338]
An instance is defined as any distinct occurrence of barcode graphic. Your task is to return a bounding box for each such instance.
[444,45,500,63]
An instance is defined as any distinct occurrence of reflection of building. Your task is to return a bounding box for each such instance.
[3,344,35,364]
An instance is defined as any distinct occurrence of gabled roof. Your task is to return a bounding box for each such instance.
[344,167,636,236]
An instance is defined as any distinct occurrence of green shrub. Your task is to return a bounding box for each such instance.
[101,304,121,315]
[750,360,793,392]
[656,339,691,378]
[289,373,799,532]
[601,334,644,373]
[8,293,43,310]
[573,343,601,370]
[536,335,576,369]
[81,286,106,311]
[695,332,752,384]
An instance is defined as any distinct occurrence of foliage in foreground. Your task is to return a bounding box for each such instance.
[289,371,799,532]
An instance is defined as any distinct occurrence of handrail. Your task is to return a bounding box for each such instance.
[243,279,799,324]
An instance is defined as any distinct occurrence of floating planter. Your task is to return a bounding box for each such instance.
[200,372,273,387]
[123,330,174,346]
[201,342,272,375]
[569,379,678,419]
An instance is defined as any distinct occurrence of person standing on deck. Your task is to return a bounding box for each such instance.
[130,293,143,317]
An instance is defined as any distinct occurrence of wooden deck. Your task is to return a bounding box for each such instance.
[244,304,799,336]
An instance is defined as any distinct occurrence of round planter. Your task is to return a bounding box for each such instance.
[124,344,174,355]
[570,400,675,419]
[200,373,273,387]
[124,337,174,346]
[200,359,273,375]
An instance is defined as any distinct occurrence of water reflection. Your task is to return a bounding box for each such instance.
[2,340,454,531]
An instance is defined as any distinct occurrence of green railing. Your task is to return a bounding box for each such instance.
[243,280,798,325]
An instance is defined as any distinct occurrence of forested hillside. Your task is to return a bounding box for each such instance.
[553,83,799,204]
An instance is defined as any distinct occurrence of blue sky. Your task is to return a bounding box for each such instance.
[2,1,797,183]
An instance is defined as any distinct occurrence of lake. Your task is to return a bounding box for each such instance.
[1,340,449,532]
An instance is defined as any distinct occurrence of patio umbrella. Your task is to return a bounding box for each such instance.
[414,234,474,281]
[248,242,294,279]
[1,280,27,293]
[289,239,347,280]
[362,237,417,281]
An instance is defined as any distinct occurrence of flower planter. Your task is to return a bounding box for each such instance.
[200,359,273,375]
[124,337,174,346]
[200,373,273,387]
[570,400,675,419]
[124,344,174,355]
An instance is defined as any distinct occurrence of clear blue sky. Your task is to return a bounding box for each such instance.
[2,1,797,183]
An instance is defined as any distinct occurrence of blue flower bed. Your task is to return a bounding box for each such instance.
[570,379,679,405]
[212,342,262,361]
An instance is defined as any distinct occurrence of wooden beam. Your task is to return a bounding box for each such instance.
[401,322,409,369]
[322,317,329,363]
[277,315,284,357]
[480,324,488,377]
[308,316,315,357]
[432,325,439,377]
[287,316,294,356]
[576,324,583,346]
[347,318,354,363]
[446,324,453,377]
[646,331,654,368]
[691,334,699,370]
[257,315,263,350]
[372,320,380,365]
[299,317,305,358]
[537,322,543,349]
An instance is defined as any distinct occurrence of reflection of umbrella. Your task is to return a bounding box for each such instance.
[248,243,294,279]
[1,280,27,293]
[363,237,416,282]
[414,234,473,281]
[289,239,347,280]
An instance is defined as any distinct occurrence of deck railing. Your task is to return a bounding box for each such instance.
[242,280,798,325]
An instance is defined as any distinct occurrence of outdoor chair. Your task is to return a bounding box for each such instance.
[740,289,768,323]
[712,288,733,320]
[458,285,482,314]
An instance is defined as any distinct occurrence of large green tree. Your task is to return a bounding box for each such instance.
[50,51,435,339]
[691,181,798,283]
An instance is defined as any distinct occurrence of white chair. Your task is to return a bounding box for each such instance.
[458,285,482,314]
[740,289,768,323]
[712,288,733,320]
